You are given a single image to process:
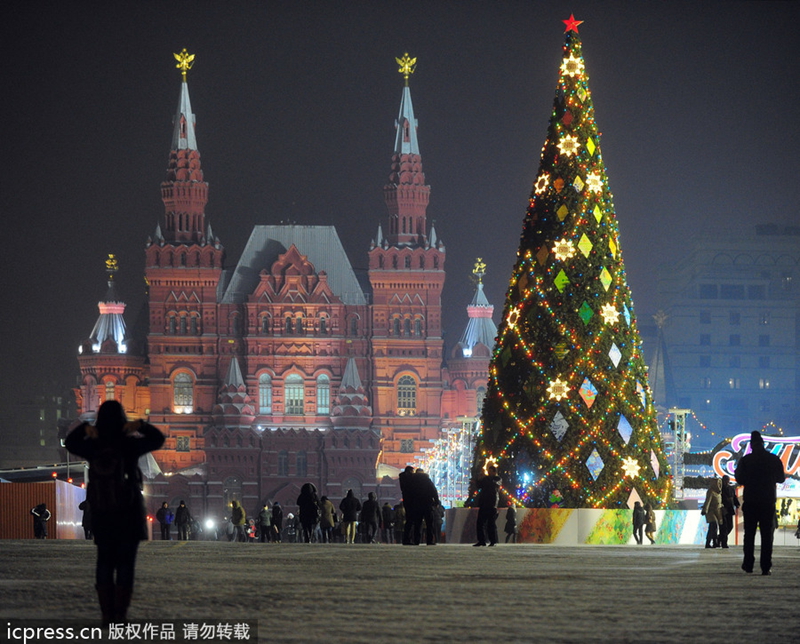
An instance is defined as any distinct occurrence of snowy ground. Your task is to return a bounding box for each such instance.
[1,539,799,643]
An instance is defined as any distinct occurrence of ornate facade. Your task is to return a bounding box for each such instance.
[75,53,493,518]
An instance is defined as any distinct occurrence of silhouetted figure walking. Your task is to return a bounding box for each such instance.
[719,474,739,549]
[474,465,501,547]
[175,500,192,541]
[735,431,786,575]
[702,479,724,548]
[504,505,517,544]
[297,483,320,543]
[65,401,164,625]
[632,501,645,545]
[155,502,173,540]
[399,466,419,545]
[339,489,361,544]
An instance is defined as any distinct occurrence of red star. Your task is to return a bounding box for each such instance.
[563,13,584,33]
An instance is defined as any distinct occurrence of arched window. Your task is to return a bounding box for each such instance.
[285,316,293,334]
[259,374,272,414]
[173,372,194,413]
[319,317,327,335]
[284,374,304,415]
[414,318,423,336]
[179,316,187,334]
[231,315,241,336]
[404,318,412,336]
[296,451,308,478]
[261,315,270,334]
[104,381,115,401]
[419,256,425,269]
[295,316,304,335]
[379,256,384,268]
[316,375,330,414]
[169,316,177,335]
[277,451,289,476]
[190,315,199,335]
[404,256,411,269]
[397,375,417,416]
[393,317,401,336]
[350,317,358,336]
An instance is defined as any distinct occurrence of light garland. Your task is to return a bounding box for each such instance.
[468,18,671,510]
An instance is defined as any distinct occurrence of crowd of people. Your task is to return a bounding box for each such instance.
[177,472,448,545]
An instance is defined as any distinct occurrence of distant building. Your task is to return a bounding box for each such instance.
[656,225,800,444]
[73,55,493,517]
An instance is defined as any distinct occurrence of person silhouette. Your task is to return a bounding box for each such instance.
[735,431,786,575]
[65,401,164,624]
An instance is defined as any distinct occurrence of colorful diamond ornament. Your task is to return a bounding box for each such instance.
[549,411,569,442]
[579,377,598,408]
[586,449,604,481]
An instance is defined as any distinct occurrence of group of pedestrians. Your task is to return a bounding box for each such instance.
[154,500,197,540]
[399,466,444,545]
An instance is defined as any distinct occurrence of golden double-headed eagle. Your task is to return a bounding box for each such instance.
[174,48,195,80]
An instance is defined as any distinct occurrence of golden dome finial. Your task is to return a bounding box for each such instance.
[174,48,195,82]
[473,258,487,284]
[105,254,119,281]
[395,53,417,86]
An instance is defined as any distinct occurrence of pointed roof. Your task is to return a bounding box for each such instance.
[224,356,245,388]
[85,255,128,355]
[393,85,420,156]
[220,225,367,305]
[340,357,364,392]
[458,281,497,356]
[171,77,198,151]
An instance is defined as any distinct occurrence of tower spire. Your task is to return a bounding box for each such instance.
[161,48,208,244]
[383,53,430,247]
[82,254,128,355]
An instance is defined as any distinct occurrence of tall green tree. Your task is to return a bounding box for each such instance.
[472,16,671,509]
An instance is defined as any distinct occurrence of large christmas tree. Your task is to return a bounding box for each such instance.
[472,16,671,509]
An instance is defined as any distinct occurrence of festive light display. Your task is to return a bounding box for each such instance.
[470,18,672,509]
[415,421,480,508]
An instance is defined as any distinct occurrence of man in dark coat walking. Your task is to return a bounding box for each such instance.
[474,465,501,546]
[734,431,785,575]
[399,466,418,545]
[415,468,441,546]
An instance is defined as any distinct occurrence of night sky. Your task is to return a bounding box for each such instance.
[2,2,798,430]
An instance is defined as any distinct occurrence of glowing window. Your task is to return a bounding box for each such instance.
[397,376,417,415]
[285,375,304,415]
[259,374,272,414]
[173,373,194,413]
[316,375,330,414]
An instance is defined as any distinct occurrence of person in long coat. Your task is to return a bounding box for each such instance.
[296,483,320,543]
[339,489,362,544]
[719,474,739,549]
[632,501,645,545]
[643,503,657,544]
[175,500,192,541]
[318,496,336,543]
[702,479,724,548]
[271,502,283,543]
[474,466,501,547]
[360,492,381,544]
[735,431,786,574]
[230,500,247,542]
[64,400,164,625]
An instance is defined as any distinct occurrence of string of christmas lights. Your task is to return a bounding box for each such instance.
[469,17,672,509]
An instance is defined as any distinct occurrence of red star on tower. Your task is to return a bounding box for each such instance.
[563,13,584,33]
